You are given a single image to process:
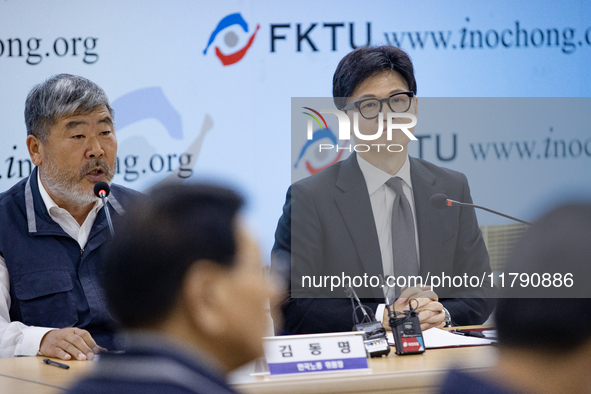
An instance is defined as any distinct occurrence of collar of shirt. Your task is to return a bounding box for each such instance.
[356,153,413,195]
[37,169,102,248]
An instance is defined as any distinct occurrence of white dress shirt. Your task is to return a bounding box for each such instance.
[356,154,420,322]
[0,172,102,357]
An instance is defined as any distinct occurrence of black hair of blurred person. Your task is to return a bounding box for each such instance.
[495,203,591,353]
[332,45,417,110]
[103,184,244,329]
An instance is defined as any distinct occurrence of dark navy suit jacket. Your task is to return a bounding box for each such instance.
[437,369,518,394]
[68,332,238,394]
[272,154,495,334]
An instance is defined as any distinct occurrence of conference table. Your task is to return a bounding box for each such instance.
[0,326,496,394]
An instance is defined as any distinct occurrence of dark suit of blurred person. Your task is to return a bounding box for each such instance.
[439,203,591,394]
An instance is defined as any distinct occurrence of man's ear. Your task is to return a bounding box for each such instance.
[26,135,44,166]
[181,261,228,337]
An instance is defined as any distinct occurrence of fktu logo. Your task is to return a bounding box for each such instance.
[204,13,260,66]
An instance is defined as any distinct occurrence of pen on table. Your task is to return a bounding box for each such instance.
[452,329,486,338]
[43,358,70,369]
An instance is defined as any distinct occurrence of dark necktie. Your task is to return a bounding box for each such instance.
[385,177,419,297]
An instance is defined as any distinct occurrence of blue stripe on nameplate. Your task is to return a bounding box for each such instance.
[268,357,368,375]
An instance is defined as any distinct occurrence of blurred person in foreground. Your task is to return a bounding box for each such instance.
[439,203,591,394]
[69,184,278,394]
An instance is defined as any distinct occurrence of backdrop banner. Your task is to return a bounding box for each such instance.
[1,1,589,254]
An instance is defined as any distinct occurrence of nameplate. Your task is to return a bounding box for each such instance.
[263,332,369,375]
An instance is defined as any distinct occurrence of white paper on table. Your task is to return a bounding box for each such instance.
[387,328,496,348]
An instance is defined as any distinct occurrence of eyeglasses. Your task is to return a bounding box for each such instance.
[341,91,414,119]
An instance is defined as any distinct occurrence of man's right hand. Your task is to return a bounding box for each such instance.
[39,328,104,361]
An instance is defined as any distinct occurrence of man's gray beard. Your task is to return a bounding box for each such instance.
[41,158,113,208]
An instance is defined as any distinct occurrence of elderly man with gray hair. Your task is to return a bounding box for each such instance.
[0,74,140,360]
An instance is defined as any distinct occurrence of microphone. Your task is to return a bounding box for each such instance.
[345,287,390,357]
[93,182,110,198]
[93,182,115,236]
[429,193,531,226]
[429,193,449,209]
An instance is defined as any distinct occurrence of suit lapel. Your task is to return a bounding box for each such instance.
[409,157,446,278]
[334,154,384,297]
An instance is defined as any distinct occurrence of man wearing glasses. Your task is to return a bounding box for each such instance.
[272,45,494,335]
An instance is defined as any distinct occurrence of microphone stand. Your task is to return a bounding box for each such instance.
[98,192,115,236]
[448,200,532,226]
